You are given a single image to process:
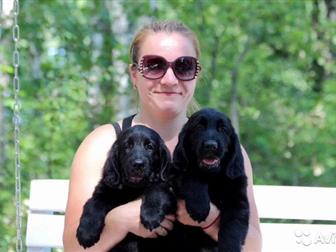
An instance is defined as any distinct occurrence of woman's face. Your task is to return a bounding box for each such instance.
[130,32,198,118]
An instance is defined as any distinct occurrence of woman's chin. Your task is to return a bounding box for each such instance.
[155,103,184,117]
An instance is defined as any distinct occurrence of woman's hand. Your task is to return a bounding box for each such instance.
[176,199,220,229]
[106,199,176,239]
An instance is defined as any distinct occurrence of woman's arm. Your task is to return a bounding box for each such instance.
[176,146,262,252]
[63,124,126,251]
[63,124,175,251]
[240,146,262,252]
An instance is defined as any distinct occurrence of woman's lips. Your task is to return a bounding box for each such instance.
[154,91,181,96]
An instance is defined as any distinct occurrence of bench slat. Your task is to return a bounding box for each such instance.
[26,213,64,248]
[28,179,69,213]
[254,185,336,221]
[25,180,336,251]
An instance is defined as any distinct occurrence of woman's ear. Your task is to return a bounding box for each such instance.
[129,64,138,88]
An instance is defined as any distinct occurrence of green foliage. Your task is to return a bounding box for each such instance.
[0,0,335,249]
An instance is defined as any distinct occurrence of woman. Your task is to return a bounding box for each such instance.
[63,20,262,251]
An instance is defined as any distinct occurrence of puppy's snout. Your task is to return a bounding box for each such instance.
[133,159,144,170]
[204,140,218,151]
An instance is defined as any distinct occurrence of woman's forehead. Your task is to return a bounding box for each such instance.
[139,32,197,60]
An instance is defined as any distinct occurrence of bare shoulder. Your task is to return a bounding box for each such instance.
[64,124,120,237]
[74,123,117,164]
[74,124,116,165]
[69,124,119,194]
[82,124,117,147]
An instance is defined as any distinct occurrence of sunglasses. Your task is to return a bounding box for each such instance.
[133,55,201,81]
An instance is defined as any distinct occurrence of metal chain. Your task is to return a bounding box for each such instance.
[12,0,23,251]
[0,1,3,171]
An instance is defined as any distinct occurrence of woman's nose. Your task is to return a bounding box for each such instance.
[160,67,178,86]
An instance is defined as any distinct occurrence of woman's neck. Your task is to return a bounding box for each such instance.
[133,110,187,145]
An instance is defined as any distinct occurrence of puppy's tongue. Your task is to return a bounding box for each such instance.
[202,158,219,166]
[130,176,143,183]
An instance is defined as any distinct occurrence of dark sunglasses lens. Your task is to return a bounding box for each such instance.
[173,57,197,80]
[142,57,167,79]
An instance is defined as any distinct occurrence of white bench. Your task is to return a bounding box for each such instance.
[25,179,336,251]
[26,179,69,252]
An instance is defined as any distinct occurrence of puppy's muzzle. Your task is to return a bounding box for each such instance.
[203,140,218,151]
[129,159,145,183]
[200,140,221,169]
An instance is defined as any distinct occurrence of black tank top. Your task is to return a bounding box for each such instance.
[112,114,136,137]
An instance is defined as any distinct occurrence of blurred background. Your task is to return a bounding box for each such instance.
[0,0,335,249]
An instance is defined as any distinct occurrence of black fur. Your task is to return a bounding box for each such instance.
[173,108,250,252]
[76,125,176,251]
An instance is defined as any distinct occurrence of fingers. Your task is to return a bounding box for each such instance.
[160,216,175,231]
[146,230,159,238]
[177,200,187,216]
[165,214,176,222]
[177,199,186,209]
[145,214,175,238]
[154,225,168,236]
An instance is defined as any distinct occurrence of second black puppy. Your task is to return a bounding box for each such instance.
[76,125,176,251]
[173,108,249,252]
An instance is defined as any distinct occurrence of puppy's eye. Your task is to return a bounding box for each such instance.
[125,140,134,150]
[217,121,226,133]
[145,142,154,150]
[218,125,225,132]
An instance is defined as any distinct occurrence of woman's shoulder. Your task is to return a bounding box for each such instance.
[90,123,118,138]
[85,123,117,145]
[76,123,122,157]
[71,123,121,176]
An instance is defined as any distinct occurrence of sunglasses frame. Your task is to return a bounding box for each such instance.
[133,55,201,81]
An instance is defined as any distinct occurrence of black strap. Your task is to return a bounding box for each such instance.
[122,114,136,130]
[112,114,136,138]
[112,122,122,138]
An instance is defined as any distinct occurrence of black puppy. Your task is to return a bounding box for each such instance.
[173,108,249,252]
[76,125,176,251]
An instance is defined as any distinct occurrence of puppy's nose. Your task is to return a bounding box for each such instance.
[133,159,144,169]
[204,140,218,151]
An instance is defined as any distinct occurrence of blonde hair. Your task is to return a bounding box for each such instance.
[187,97,201,116]
[130,20,201,63]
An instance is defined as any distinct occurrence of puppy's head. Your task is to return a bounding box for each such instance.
[174,108,244,178]
[102,125,170,188]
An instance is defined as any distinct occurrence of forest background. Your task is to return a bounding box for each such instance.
[0,0,335,249]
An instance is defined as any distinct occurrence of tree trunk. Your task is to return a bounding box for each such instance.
[104,0,134,119]
[311,0,326,93]
[230,37,251,136]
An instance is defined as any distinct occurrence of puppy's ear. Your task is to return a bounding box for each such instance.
[226,131,245,179]
[102,142,120,188]
[172,130,189,173]
[158,141,171,181]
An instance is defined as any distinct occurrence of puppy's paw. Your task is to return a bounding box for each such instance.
[76,224,101,248]
[186,202,210,223]
[140,211,164,231]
